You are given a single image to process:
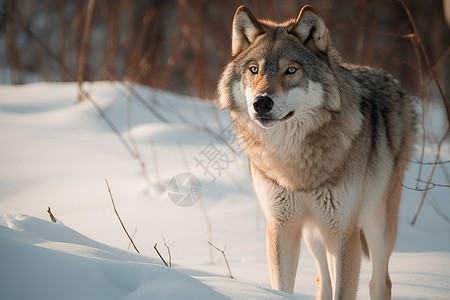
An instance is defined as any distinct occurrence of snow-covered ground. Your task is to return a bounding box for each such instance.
[0,82,449,299]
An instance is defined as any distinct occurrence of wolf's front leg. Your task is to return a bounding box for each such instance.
[266,222,302,294]
[327,225,362,300]
[304,230,332,300]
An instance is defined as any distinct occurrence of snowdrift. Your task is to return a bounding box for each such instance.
[0,82,449,299]
[0,214,292,300]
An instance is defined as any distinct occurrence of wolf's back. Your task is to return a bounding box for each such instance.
[350,65,417,166]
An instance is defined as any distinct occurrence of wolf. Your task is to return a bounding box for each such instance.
[217,4,417,300]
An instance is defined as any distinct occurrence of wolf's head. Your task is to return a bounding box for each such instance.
[218,5,341,129]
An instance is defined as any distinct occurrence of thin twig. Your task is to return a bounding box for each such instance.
[154,243,169,267]
[396,0,450,225]
[2,13,157,189]
[81,87,137,157]
[397,0,448,119]
[150,140,164,192]
[81,87,162,191]
[47,207,57,223]
[122,83,170,124]
[416,179,450,189]
[402,182,435,192]
[208,241,233,279]
[122,82,240,158]
[415,78,428,191]
[126,95,151,185]
[410,159,450,165]
[105,179,140,253]
[127,228,138,251]
[79,85,155,190]
[162,235,172,267]
[411,122,449,225]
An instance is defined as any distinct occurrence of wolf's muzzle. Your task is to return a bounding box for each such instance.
[253,95,274,114]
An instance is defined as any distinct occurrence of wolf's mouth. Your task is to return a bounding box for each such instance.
[254,110,295,128]
[256,110,294,122]
[281,110,294,122]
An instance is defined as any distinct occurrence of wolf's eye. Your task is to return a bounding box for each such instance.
[285,67,298,75]
[249,66,259,74]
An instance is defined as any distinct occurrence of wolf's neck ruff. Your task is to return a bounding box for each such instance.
[230,103,360,191]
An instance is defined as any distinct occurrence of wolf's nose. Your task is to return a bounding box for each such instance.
[253,95,274,114]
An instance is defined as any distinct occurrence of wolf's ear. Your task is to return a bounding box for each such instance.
[231,6,264,56]
[290,5,329,54]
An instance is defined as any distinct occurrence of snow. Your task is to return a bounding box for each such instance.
[0,81,449,299]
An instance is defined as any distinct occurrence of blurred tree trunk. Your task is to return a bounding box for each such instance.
[7,0,17,84]
[57,0,66,81]
[77,0,96,102]
[1,0,448,107]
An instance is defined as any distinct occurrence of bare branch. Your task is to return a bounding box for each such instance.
[122,83,170,124]
[154,243,169,267]
[80,85,157,190]
[162,235,172,267]
[208,241,233,279]
[411,122,449,226]
[105,179,140,253]
[398,0,448,118]
[416,179,450,189]
[394,0,450,225]
[150,140,164,193]
[80,87,137,157]
[47,207,57,223]
[126,96,151,186]
[127,228,138,251]
[409,159,450,165]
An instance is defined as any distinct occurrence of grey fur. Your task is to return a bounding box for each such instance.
[218,5,417,299]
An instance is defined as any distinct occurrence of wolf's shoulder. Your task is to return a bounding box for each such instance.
[343,64,405,99]
[342,64,416,156]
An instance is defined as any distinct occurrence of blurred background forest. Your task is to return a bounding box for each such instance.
[1,0,449,105]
